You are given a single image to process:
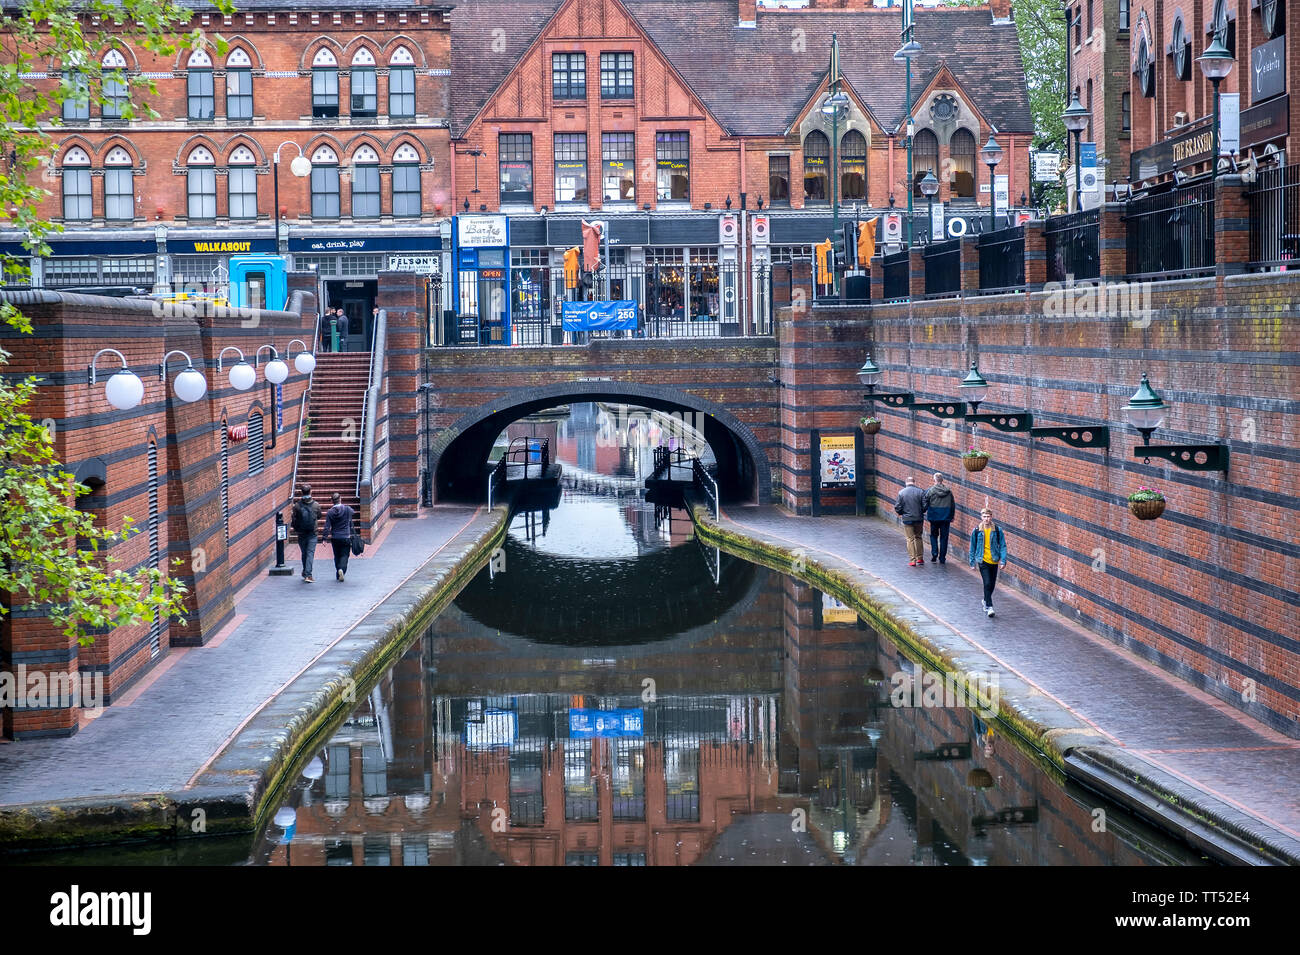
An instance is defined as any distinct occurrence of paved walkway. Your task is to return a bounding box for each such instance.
[715,505,1300,851]
[0,507,487,807]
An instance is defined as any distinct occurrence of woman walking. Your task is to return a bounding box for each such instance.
[968,507,1008,618]
[325,492,356,582]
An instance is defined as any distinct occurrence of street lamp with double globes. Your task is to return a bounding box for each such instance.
[980,135,1004,231]
[1197,34,1235,183]
[1061,92,1090,212]
[919,170,939,243]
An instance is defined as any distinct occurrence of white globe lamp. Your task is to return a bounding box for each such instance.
[172,366,207,403]
[293,351,317,375]
[264,358,289,385]
[228,360,256,391]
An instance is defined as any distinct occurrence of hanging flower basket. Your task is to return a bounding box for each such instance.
[1128,487,1166,520]
[961,448,991,472]
[859,416,881,435]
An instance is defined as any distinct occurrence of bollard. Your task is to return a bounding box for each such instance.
[269,510,294,575]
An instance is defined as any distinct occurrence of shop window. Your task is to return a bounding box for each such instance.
[655,132,689,201]
[912,128,938,197]
[602,132,634,202]
[499,133,533,205]
[948,128,975,198]
[554,132,587,203]
[841,130,867,201]
[803,130,829,202]
[768,155,790,204]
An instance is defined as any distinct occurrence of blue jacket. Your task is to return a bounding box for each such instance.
[968,525,1008,566]
[925,484,955,522]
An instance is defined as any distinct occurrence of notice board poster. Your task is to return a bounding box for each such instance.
[820,434,856,488]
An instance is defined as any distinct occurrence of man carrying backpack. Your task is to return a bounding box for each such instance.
[926,472,956,564]
[291,484,322,582]
[324,491,356,582]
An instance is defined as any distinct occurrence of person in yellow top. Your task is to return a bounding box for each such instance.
[968,508,1008,618]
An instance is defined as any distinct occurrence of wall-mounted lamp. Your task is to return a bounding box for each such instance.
[286,339,316,375]
[218,346,257,391]
[88,348,145,411]
[962,360,1034,432]
[256,344,289,385]
[1123,373,1228,471]
[858,353,912,408]
[160,350,207,403]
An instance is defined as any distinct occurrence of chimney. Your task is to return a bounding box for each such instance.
[989,0,1011,21]
[738,0,756,28]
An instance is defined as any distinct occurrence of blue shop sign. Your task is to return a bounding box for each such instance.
[561,300,638,331]
[287,234,442,253]
[46,238,156,256]
[568,708,644,739]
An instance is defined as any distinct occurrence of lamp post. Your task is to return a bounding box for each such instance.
[1061,92,1089,212]
[894,9,922,247]
[273,142,312,254]
[980,135,1003,233]
[823,34,850,295]
[1197,34,1235,184]
[919,170,938,243]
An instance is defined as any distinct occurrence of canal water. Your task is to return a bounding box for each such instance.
[18,404,1212,866]
[241,404,1210,867]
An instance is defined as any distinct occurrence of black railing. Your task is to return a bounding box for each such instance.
[1044,208,1100,283]
[976,225,1025,293]
[486,453,507,510]
[882,249,910,302]
[1248,162,1300,271]
[691,457,718,520]
[651,445,693,481]
[923,238,961,297]
[1125,180,1215,279]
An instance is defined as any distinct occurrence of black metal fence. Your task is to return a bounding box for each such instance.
[882,249,910,302]
[1045,208,1100,284]
[1248,163,1300,271]
[923,239,961,297]
[1124,180,1215,279]
[976,225,1025,293]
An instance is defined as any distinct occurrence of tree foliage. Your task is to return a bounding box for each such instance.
[0,0,232,643]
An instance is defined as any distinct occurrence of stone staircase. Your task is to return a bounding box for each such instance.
[296,352,370,533]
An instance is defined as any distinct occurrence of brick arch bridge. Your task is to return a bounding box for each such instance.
[419,339,779,506]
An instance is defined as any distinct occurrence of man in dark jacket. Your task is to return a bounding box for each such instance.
[925,472,956,564]
[894,475,928,567]
[325,492,356,582]
[291,484,322,582]
[336,308,350,352]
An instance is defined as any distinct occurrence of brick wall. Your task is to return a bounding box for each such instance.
[0,288,315,738]
[781,276,1299,735]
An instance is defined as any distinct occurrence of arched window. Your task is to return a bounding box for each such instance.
[102,49,128,119]
[841,130,867,201]
[351,145,380,218]
[388,46,416,118]
[104,146,134,221]
[226,48,253,120]
[186,145,216,220]
[187,49,214,120]
[392,143,421,218]
[62,58,89,122]
[312,48,339,118]
[949,128,975,198]
[228,145,257,220]
[1135,31,1156,98]
[61,146,91,220]
[310,145,340,219]
[912,128,938,196]
[350,48,377,117]
[803,130,829,203]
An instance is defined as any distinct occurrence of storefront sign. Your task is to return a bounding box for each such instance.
[1240,93,1290,151]
[227,424,248,442]
[1033,151,1060,183]
[288,235,441,253]
[1221,93,1240,157]
[568,708,644,739]
[819,434,855,488]
[387,254,439,273]
[456,214,508,248]
[1130,121,1213,180]
[1251,35,1286,103]
[478,268,505,279]
[561,300,638,331]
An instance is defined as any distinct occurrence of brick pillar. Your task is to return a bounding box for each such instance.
[960,235,980,292]
[909,246,926,298]
[1098,201,1127,280]
[1023,219,1047,288]
[377,271,424,520]
[1214,174,1250,278]
[869,255,883,303]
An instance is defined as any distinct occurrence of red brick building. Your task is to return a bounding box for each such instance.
[1063,0,1132,204]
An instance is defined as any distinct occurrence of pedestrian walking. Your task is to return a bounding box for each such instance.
[336,308,350,352]
[290,484,322,583]
[968,507,1008,617]
[894,476,928,567]
[325,492,356,582]
[925,471,955,564]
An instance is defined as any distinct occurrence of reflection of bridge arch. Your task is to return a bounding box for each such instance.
[430,381,771,505]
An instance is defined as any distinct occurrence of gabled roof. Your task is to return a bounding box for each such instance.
[449,1,1032,138]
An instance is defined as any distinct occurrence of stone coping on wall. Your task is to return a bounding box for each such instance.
[0,505,509,852]
[687,500,1300,867]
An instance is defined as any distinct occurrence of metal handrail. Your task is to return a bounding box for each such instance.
[286,288,317,510]
[486,453,507,510]
[691,456,718,521]
[358,308,387,497]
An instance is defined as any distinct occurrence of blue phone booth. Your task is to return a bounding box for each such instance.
[229,254,289,311]
[452,215,511,345]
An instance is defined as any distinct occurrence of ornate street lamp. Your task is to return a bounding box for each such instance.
[1197,34,1235,183]
[1061,92,1090,212]
[1123,373,1227,470]
[919,170,939,243]
[980,135,1004,232]
[858,353,912,408]
[273,142,312,253]
[894,16,922,247]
